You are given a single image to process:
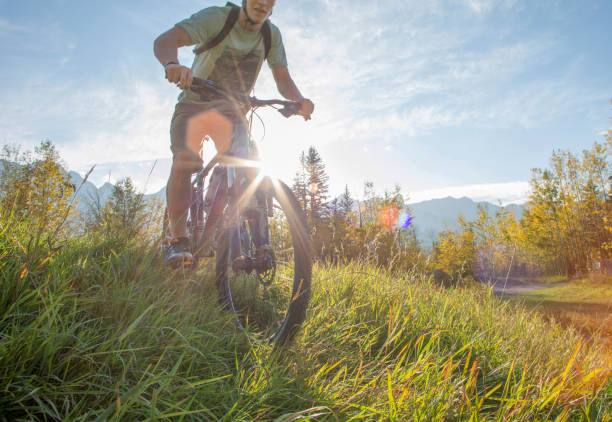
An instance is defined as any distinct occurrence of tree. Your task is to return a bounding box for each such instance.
[0,145,32,216]
[523,141,611,276]
[605,122,612,254]
[291,151,308,211]
[288,149,423,269]
[0,140,74,237]
[88,177,148,238]
[291,146,330,219]
[359,180,380,226]
[433,217,475,282]
[339,185,354,217]
[303,146,329,221]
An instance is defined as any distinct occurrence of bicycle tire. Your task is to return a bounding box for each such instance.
[215,179,312,345]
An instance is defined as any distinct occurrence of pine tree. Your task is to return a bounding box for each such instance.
[302,146,329,221]
[291,151,308,211]
[339,185,354,217]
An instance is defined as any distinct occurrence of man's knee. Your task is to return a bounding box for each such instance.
[172,149,204,173]
[186,111,233,155]
[213,135,231,155]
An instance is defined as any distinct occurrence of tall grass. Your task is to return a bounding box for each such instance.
[1,219,610,421]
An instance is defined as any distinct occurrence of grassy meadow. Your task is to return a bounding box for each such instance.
[1,218,611,421]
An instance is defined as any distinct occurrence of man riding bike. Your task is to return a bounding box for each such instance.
[154,0,314,264]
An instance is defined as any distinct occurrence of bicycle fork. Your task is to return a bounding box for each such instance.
[226,167,272,273]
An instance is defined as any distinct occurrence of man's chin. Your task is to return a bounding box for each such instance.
[251,10,269,23]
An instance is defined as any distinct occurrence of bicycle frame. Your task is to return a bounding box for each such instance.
[191,152,273,269]
[167,78,311,344]
[186,78,300,263]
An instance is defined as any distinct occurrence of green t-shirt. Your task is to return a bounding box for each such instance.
[176,5,287,108]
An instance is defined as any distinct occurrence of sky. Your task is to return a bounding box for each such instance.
[1,0,611,205]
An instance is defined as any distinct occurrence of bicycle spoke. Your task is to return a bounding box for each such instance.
[216,179,311,345]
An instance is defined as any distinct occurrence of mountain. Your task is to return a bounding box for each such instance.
[121,190,524,246]
[331,192,525,246]
[409,196,523,246]
[337,195,524,247]
[145,186,166,202]
[68,171,114,213]
[8,162,525,245]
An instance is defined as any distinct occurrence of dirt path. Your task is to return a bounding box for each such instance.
[490,278,612,350]
[486,278,568,295]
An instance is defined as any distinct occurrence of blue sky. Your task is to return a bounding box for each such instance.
[1,0,610,204]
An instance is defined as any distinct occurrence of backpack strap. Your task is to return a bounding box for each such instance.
[261,20,271,59]
[193,2,272,59]
[194,3,240,56]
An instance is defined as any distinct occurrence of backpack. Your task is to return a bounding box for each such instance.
[193,2,272,59]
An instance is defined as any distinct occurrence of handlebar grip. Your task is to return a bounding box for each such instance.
[190,77,224,94]
[191,77,206,87]
[278,103,301,118]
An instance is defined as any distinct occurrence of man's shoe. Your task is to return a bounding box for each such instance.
[165,237,193,266]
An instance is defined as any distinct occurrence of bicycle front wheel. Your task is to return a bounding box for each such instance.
[215,178,312,345]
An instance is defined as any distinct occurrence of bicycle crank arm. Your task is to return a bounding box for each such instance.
[232,255,274,274]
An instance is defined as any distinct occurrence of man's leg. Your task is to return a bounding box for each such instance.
[166,150,200,239]
[167,106,234,241]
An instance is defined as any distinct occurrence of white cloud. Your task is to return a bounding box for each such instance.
[2,0,608,201]
[459,0,519,15]
[1,0,587,162]
[64,81,176,166]
[263,0,590,149]
[0,77,177,169]
[462,0,494,14]
[0,17,28,33]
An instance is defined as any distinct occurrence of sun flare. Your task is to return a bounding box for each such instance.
[257,143,287,180]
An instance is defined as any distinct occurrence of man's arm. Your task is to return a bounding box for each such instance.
[272,66,314,120]
[154,26,195,90]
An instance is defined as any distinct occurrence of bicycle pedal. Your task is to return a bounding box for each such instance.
[194,248,215,258]
[232,255,254,273]
[169,257,194,269]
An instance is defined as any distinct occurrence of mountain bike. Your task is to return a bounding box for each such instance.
[162,77,312,345]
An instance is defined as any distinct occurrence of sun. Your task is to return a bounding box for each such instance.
[256,142,288,180]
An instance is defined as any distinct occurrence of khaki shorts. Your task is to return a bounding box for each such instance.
[169,102,253,162]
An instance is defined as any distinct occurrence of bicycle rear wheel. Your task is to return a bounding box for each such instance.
[215,178,312,345]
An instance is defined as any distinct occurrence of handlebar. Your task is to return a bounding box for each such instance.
[190,77,301,118]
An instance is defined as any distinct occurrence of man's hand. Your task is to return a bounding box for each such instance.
[297,98,314,121]
[165,63,194,90]
[271,66,314,120]
[155,26,194,89]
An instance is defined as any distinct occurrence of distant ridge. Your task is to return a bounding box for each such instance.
[69,174,524,246]
[408,196,523,246]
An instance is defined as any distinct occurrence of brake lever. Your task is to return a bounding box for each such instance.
[278,103,301,118]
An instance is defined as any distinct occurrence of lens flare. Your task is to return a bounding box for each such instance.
[377,205,413,231]
[379,204,400,231]
[398,210,413,229]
